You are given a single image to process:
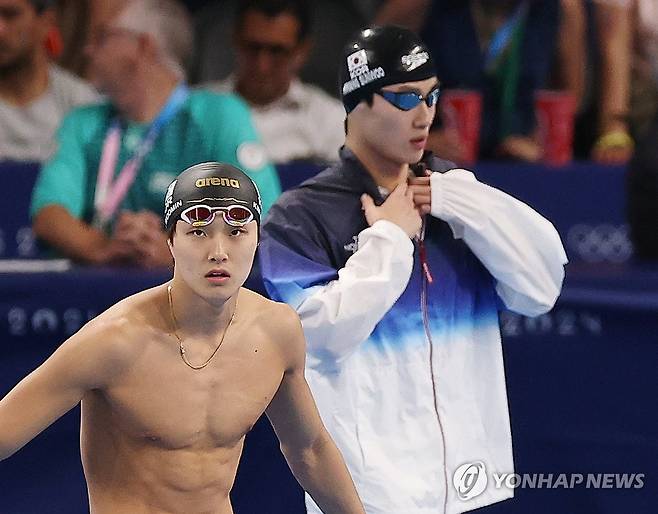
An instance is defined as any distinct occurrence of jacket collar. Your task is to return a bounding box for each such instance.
[338,146,389,205]
[338,146,455,202]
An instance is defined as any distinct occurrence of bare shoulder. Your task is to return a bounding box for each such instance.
[238,288,305,354]
[66,284,168,379]
[239,288,301,330]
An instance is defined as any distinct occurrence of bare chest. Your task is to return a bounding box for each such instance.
[102,334,283,449]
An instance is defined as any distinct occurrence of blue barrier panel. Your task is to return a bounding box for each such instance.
[474,162,630,265]
[1,160,653,513]
[0,161,40,259]
[1,263,657,513]
[275,160,632,264]
[0,160,631,262]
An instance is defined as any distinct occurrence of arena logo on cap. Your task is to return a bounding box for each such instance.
[401,51,429,72]
[195,177,241,188]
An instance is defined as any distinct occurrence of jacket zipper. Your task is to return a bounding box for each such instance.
[418,219,449,513]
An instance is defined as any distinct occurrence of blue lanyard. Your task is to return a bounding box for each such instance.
[483,1,529,72]
[112,82,189,164]
[94,83,190,227]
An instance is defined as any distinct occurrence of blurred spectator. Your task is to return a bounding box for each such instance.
[30,0,281,267]
[192,0,381,97]
[54,0,91,77]
[44,0,129,79]
[590,0,634,164]
[188,0,236,83]
[630,0,658,136]
[373,0,429,30]
[553,0,587,111]
[588,0,658,164]
[378,0,560,162]
[622,1,658,258]
[205,0,345,163]
[0,0,98,162]
[627,112,658,260]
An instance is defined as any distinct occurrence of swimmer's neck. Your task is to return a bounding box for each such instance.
[344,141,410,191]
[166,281,239,338]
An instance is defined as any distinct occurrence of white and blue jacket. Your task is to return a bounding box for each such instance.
[259,148,568,514]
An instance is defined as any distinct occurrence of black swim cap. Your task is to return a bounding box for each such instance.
[339,25,437,113]
[163,162,262,232]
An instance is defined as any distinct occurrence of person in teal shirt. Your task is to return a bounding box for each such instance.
[31,0,281,267]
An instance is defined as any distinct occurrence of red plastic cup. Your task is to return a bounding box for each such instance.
[439,89,482,165]
[535,90,576,166]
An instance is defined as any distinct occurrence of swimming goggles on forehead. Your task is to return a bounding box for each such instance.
[375,86,441,111]
[180,204,254,228]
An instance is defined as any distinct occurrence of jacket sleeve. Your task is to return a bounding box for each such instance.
[429,168,568,317]
[260,219,414,367]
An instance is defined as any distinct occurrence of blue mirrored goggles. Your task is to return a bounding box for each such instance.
[375,86,441,111]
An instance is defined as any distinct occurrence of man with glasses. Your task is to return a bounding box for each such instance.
[205,0,345,164]
[2,161,366,514]
[259,25,568,513]
[30,0,281,267]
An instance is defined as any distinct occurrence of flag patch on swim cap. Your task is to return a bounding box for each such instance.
[347,49,369,78]
[342,47,387,96]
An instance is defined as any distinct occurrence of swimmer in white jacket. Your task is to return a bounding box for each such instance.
[259,25,568,514]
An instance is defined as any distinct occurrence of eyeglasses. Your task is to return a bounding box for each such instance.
[375,86,441,111]
[180,204,254,228]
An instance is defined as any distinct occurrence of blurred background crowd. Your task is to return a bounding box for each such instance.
[0,0,656,263]
[2,4,655,513]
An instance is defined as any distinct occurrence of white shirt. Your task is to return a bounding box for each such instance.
[0,64,99,162]
[205,77,345,163]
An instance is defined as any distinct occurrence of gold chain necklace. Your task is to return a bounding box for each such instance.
[167,284,236,370]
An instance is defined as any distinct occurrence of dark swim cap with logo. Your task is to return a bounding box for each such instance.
[340,25,437,113]
[163,162,262,232]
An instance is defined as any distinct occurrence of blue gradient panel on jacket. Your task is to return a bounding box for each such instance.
[261,212,500,354]
[259,149,501,355]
